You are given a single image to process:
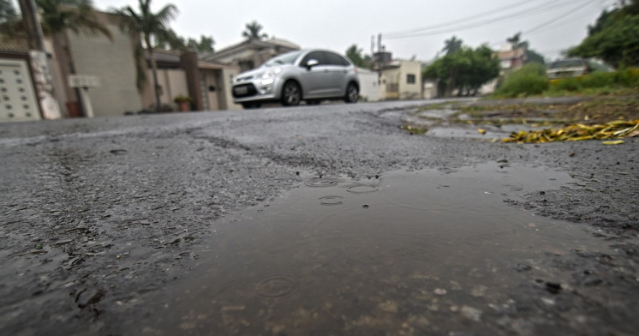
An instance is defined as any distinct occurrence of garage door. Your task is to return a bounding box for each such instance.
[0,59,41,122]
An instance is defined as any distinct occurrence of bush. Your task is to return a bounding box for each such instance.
[549,68,639,93]
[494,63,549,98]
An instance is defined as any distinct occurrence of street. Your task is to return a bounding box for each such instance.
[1,100,638,336]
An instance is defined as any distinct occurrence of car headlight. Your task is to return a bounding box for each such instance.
[260,68,281,85]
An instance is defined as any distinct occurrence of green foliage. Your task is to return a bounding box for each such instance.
[346,44,370,68]
[242,21,267,40]
[187,35,214,52]
[424,41,500,96]
[549,68,639,93]
[112,0,179,103]
[525,49,545,65]
[443,36,462,55]
[494,63,548,98]
[156,28,214,52]
[36,0,112,39]
[569,2,639,68]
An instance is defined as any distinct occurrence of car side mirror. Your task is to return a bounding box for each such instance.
[306,59,319,70]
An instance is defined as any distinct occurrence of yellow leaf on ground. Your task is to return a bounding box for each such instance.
[477,128,486,135]
[602,140,624,145]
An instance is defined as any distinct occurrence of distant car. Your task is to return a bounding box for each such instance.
[546,58,612,80]
[231,49,360,108]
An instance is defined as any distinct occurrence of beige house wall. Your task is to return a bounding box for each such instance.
[379,68,400,100]
[221,68,241,110]
[67,22,142,117]
[398,61,422,100]
[142,69,188,109]
[44,38,69,116]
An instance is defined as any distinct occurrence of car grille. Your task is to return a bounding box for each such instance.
[236,75,254,82]
[232,84,258,98]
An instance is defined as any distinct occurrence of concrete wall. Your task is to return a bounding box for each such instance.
[357,69,379,102]
[220,68,241,110]
[68,22,142,117]
[142,69,188,109]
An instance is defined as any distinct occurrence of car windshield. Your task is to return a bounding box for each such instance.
[549,60,584,69]
[264,51,303,67]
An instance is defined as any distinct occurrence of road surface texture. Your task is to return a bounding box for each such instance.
[1,100,638,336]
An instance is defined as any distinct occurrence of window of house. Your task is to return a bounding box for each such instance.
[407,74,416,84]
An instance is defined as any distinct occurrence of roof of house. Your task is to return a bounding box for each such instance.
[0,37,29,53]
[201,37,300,62]
[496,48,525,61]
[146,49,182,64]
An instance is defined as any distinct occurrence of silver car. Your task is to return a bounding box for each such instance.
[232,49,360,108]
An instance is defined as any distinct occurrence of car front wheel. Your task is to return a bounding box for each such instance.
[345,83,358,103]
[281,81,301,106]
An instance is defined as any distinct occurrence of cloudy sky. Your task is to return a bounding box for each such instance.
[94,0,616,61]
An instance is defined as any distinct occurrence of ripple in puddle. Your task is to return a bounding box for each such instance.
[255,276,297,298]
[305,177,339,188]
[346,185,378,193]
[319,195,344,205]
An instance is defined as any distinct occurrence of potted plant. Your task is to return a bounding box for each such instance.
[173,95,192,112]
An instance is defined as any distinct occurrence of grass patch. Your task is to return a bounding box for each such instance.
[493,67,639,98]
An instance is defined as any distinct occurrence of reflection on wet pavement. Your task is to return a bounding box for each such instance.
[128,163,610,336]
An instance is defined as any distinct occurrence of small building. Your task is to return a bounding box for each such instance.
[495,45,526,71]
[374,54,422,101]
[201,38,300,72]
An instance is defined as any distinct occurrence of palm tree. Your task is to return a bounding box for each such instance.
[113,0,178,111]
[442,36,463,55]
[37,0,112,38]
[242,21,267,40]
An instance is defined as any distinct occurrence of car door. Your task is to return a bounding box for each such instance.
[298,51,330,98]
[322,52,350,97]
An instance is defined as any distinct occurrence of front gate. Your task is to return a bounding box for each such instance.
[0,58,41,122]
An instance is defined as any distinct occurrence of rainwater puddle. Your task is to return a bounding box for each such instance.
[129,163,610,335]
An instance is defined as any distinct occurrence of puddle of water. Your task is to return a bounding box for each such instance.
[126,163,609,335]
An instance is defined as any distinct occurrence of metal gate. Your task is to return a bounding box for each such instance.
[0,59,41,122]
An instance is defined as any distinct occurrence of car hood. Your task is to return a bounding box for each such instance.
[234,68,265,83]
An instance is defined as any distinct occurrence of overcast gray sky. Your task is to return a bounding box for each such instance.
[95,0,616,61]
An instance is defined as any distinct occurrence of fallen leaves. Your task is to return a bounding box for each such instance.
[502,119,639,144]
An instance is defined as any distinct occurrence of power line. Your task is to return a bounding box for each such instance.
[524,0,600,34]
[487,0,602,47]
[384,0,547,37]
[385,0,578,40]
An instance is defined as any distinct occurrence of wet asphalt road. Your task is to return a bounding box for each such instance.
[0,99,638,336]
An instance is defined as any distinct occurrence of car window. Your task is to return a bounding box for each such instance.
[300,51,326,67]
[549,59,585,69]
[324,52,349,66]
[265,51,303,67]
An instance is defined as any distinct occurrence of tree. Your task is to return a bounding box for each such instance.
[0,0,17,25]
[155,28,185,50]
[442,36,463,55]
[424,43,499,97]
[242,20,267,40]
[113,0,178,111]
[507,32,545,65]
[569,1,639,68]
[186,35,214,52]
[346,44,370,68]
[37,0,112,38]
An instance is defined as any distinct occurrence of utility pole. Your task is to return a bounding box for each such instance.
[17,0,43,50]
[17,0,62,119]
[377,33,383,84]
